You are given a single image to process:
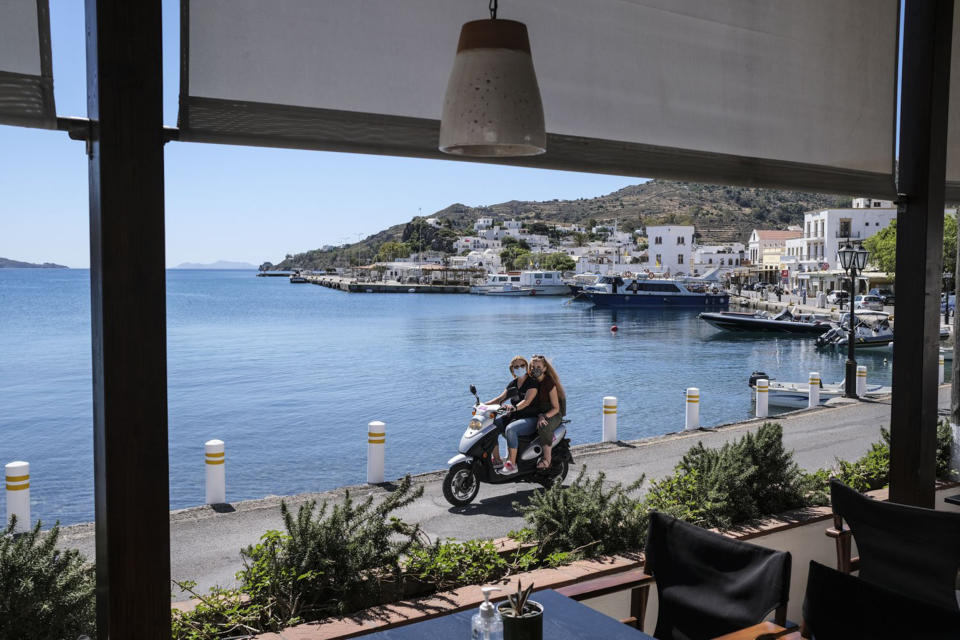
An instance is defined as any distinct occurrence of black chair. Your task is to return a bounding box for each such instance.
[803,560,960,639]
[828,479,960,612]
[643,511,792,640]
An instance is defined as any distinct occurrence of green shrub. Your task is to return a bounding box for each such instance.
[171,581,272,639]
[404,539,507,590]
[515,468,647,558]
[0,518,95,640]
[645,423,816,529]
[936,419,955,479]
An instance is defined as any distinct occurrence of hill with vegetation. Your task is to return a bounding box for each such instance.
[261,180,847,271]
[0,257,67,268]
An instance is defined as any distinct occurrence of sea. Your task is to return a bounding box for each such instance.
[0,269,898,526]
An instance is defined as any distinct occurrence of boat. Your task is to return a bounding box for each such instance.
[699,308,832,334]
[567,273,599,296]
[483,283,533,296]
[471,272,522,294]
[748,371,892,409]
[289,270,308,283]
[815,312,894,350]
[516,270,572,296]
[582,274,729,309]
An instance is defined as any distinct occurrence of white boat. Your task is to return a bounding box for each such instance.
[516,270,572,296]
[483,283,533,296]
[815,312,894,350]
[471,272,522,294]
[748,372,892,409]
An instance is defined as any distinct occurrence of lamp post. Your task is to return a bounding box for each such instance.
[943,271,953,325]
[838,244,869,398]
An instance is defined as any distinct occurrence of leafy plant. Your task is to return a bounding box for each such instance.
[404,539,507,590]
[936,418,956,479]
[516,468,647,557]
[171,580,274,640]
[0,517,96,640]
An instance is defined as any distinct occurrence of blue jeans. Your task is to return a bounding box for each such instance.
[504,417,538,449]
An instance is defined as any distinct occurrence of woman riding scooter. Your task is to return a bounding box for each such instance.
[528,355,566,470]
[483,355,539,475]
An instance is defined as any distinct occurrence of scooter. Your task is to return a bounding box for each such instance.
[441,385,573,506]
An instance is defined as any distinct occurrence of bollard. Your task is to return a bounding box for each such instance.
[856,365,867,397]
[602,396,618,442]
[685,387,700,430]
[5,461,30,533]
[808,372,820,408]
[205,440,226,505]
[939,354,945,384]
[755,379,769,418]
[367,421,386,484]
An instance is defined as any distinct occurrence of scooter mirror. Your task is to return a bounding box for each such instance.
[469,385,477,396]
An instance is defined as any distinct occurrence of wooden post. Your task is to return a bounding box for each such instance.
[890,0,953,508]
[86,1,170,637]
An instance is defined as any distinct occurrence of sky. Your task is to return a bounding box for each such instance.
[0,1,641,269]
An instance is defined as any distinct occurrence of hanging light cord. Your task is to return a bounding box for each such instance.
[489,0,497,19]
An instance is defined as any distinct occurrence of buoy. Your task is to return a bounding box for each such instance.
[611,325,618,332]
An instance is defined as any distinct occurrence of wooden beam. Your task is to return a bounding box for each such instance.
[86,1,170,637]
[889,0,953,508]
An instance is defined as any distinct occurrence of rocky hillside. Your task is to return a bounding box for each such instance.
[0,257,67,268]
[263,179,847,270]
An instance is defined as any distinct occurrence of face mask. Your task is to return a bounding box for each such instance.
[530,367,544,378]
[512,367,527,377]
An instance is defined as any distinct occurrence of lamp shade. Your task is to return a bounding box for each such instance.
[854,246,869,270]
[439,19,546,157]
[838,244,855,270]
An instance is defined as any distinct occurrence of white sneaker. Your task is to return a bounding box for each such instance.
[499,461,518,475]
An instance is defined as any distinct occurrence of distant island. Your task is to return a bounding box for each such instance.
[0,257,68,269]
[174,261,258,270]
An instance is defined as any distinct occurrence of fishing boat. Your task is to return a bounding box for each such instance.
[748,371,892,409]
[582,274,729,309]
[699,308,832,334]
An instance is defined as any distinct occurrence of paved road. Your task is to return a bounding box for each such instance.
[58,386,951,599]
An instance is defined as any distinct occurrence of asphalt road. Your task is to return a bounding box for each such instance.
[58,386,951,600]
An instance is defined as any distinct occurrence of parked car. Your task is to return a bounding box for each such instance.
[869,288,895,305]
[854,294,884,311]
[826,290,850,305]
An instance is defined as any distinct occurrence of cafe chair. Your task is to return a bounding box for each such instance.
[827,478,960,612]
[802,560,960,639]
[643,511,792,640]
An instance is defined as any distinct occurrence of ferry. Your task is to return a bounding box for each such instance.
[582,274,729,309]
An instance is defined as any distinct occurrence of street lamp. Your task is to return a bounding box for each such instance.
[838,243,869,398]
[944,271,954,325]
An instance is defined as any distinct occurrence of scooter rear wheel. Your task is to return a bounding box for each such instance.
[538,457,569,489]
[443,462,479,506]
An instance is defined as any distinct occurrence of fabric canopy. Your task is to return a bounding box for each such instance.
[0,0,55,129]
[946,7,960,203]
[180,0,898,197]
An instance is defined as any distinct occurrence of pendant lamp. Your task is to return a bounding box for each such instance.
[439,1,546,157]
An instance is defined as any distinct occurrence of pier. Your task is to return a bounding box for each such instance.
[305,274,470,294]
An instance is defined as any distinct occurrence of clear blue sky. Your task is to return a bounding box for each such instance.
[0,1,641,268]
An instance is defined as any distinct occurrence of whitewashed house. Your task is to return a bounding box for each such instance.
[646,225,694,275]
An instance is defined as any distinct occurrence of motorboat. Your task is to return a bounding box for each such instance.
[471,272,521,294]
[815,312,894,350]
[748,371,892,409]
[289,270,308,283]
[483,283,533,296]
[566,273,599,296]
[516,270,572,296]
[582,273,728,309]
[699,308,832,334]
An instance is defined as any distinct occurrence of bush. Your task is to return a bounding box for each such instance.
[404,539,507,590]
[515,468,648,558]
[645,423,816,529]
[937,419,955,479]
[0,518,96,640]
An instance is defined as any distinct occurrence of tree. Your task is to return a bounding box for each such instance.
[501,235,531,251]
[572,232,587,247]
[863,220,897,273]
[500,246,532,270]
[375,241,411,262]
[541,252,576,271]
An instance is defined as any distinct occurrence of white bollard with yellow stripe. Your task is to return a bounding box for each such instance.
[602,397,618,442]
[205,440,226,505]
[808,372,820,408]
[684,388,700,430]
[367,421,386,484]
[5,461,30,533]
[756,379,769,418]
[856,365,867,397]
[939,354,945,384]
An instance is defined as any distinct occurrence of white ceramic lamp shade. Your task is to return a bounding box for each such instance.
[439,19,546,157]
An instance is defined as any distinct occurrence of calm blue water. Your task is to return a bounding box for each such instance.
[0,269,895,525]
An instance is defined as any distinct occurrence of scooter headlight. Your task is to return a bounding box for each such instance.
[468,417,483,430]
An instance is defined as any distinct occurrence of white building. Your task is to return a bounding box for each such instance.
[646,225,694,275]
[747,229,803,264]
[454,235,502,253]
[425,217,441,228]
[693,243,745,275]
[852,197,895,209]
[799,207,896,271]
[474,217,494,231]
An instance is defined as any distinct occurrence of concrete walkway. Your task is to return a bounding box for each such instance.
[58,386,952,600]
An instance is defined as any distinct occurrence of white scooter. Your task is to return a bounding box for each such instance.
[441,385,572,506]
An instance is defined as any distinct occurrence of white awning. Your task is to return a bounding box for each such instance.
[179,0,898,197]
[0,0,55,129]
[946,7,960,202]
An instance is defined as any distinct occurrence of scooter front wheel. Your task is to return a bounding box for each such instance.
[442,462,480,506]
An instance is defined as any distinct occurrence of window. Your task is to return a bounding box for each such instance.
[678,254,684,264]
[718,258,723,265]
[544,273,553,279]
[655,236,662,245]
[708,258,713,264]
[637,282,682,292]
[677,236,685,245]
[655,253,662,265]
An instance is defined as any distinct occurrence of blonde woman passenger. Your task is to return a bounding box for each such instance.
[528,355,566,470]
[484,355,539,474]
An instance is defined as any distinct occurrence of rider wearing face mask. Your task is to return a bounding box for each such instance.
[528,355,566,471]
[484,355,539,473]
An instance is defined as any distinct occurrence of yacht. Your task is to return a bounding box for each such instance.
[582,273,729,309]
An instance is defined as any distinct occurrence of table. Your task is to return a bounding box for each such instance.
[943,493,960,506]
[710,622,801,640]
[358,589,655,639]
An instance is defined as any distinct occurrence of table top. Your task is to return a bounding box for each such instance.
[358,589,655,639]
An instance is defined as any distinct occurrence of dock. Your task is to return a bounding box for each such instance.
[305,274,470,294]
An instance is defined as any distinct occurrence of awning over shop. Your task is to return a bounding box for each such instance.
[179,0,899,197]
[0,0,55,129]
